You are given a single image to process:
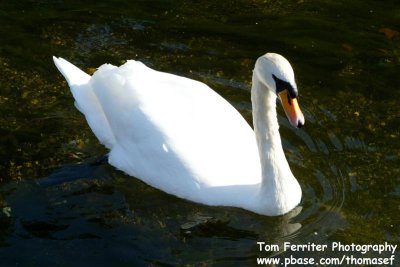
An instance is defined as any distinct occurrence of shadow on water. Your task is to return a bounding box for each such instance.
[0,164,300,266]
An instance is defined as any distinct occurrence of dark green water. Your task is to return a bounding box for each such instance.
[0,0,399,266]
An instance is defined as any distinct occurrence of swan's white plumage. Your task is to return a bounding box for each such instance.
[53,53,302,216]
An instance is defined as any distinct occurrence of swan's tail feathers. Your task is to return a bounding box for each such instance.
[53,57,116,149]
[53,56,91,86]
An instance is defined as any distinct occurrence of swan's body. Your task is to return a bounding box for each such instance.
[53,53,304,216]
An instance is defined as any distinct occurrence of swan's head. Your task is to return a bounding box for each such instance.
[254,53,305,128]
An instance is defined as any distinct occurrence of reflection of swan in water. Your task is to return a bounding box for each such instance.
[179,206,302,239]
[53,53,305,216]
[278,206,303,236]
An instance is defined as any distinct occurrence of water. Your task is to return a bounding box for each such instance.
[0,0,399,266]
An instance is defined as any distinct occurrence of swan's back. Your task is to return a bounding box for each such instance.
[54,58,262,205]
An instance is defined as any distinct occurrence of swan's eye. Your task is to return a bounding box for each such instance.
[272,74,298,98]
[287,92,292,106]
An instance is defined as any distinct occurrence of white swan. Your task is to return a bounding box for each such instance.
[53,53,304,216]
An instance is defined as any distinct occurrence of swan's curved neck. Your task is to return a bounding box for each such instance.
[251,73,300,214]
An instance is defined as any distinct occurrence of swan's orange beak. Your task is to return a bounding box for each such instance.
[278,90,305,128]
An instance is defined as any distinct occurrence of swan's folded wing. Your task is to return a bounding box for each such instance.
[89,60,261,199]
